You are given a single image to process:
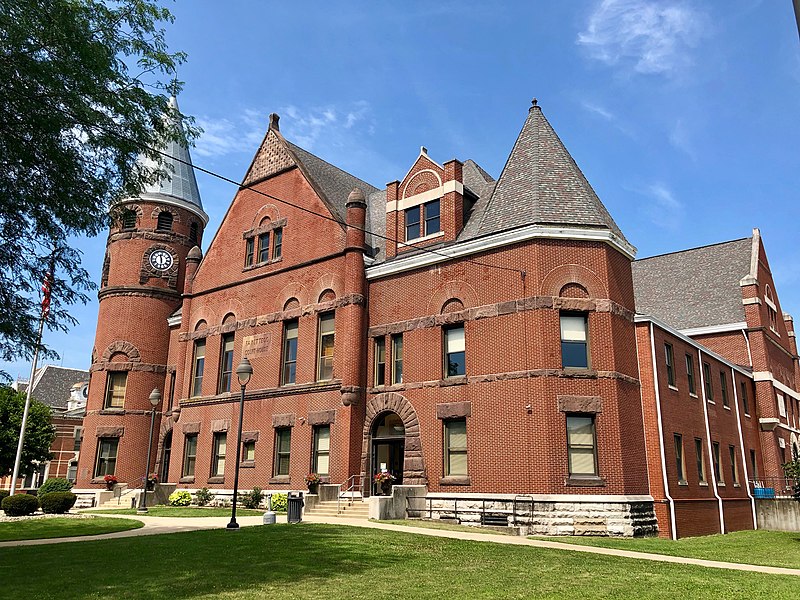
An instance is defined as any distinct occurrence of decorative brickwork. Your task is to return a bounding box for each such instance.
[363,393,426,486]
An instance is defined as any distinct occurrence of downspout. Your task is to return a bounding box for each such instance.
[649,322,677,540]
[731,366,757,530]
[742,329,753,368]
[698,348,726,534]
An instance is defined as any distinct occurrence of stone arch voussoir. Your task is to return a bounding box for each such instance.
[427,279,479,315]
[101,340,141,363]
[540,264,607,299]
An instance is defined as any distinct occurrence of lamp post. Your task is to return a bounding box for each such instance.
[137,388,161,514]
[227,357,253,530]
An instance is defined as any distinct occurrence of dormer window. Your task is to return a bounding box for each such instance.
[156,211,173,232]
[405,200,440,241]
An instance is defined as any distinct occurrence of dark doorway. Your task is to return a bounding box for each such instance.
[371,412,405,494]
[160,431,172,483]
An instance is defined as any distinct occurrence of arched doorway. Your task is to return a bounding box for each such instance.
[160,431,172,483]
[371,412,405,493]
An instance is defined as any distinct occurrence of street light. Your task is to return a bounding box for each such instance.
[227,357,253,530]
[137,388,161,514]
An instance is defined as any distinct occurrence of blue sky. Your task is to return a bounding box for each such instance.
[4,0,799,380]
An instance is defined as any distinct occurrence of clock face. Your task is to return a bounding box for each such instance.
[149,249,173,271]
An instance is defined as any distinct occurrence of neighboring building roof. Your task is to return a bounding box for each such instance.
[18,365,90,411]
[632,237,753,330]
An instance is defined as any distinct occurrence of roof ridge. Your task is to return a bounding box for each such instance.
[635,237,752,262]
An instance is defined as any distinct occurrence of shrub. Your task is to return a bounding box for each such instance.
[1,493,39,516]
[39,491,77,514]
[194,487,213,507]
[240,487,264,509]
[37,477,73,496]
[169,490,192,506]
[268,493,287,513]
[0,490,9,503]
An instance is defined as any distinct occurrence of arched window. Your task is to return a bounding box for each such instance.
[122,209,137,229]
[156,211,173,232]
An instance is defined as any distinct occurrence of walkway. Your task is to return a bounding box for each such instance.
[2,513,799,578]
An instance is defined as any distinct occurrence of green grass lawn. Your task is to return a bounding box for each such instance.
[0,517,142,542]
[0,524,797,599]
[85,506,269,518]
[379,518,514,535]
[536,530,800,570]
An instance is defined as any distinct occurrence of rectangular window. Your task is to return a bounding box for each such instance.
[211,433,226,477]
[218,333,235,393]
[374,337,386,386]
[703,362,713,401]
[665,343,675,387]
[183,434,197,477]
[258,231,270,263]
[94,438,118,477]
[444,419,468,476]
[104,371,127,409]
[729,445,739,485]
[686,354,696,395]
[312,425,330,476]
[274,428,291,476]
[720,371,729,407]
[281,319,298,385]
[741,382,750,415]
[712,441,722,483]
[67,462,77,483]
[168,371,176,410]
[561,313,589,369]
[243,440,256,462]
[191,339,205,397]
[777,393,787,418]
[424,199,441,235]
[750,449,758,478]
[73,427,83,452]
[674,434,686,483]
[244,237,254,267]
[272,227,282,260]
[317,312,335,381]
[695,438,706,484]
[391,334,403,384]
[566,415,598,477]
[444,325,465,377]
[405,206,421,240]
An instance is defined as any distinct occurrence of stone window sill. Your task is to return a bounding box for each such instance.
[678,480,688,486]
[440,376,467,387]
[723,405,731,411]
[565,476,606,487]
[100,408,125,415]
[240,460,255,469]
[699,481,709,487]
[179,476,195,484]
[668,385,679,392]
[689,393,698,399]
[269,476,290,485]
[717,482,726,487]
[207,476,225,484]
[734,483,741,488]
[398,230,444,248]
[707,400,715,405]
[440,476,471,486]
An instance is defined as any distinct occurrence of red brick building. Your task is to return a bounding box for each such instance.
[74,99,799,537]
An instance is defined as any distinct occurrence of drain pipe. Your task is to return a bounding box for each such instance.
[649,322,677,540]
[731,366,757,529]
[698,348,726,534]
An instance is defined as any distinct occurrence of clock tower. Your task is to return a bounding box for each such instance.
[77,96,207,490]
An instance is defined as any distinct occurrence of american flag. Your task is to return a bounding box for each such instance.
[41,272,53,318]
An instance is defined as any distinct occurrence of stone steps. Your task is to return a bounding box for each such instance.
[305,499,370,519]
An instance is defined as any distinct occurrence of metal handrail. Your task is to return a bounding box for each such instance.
[337,474,364,514]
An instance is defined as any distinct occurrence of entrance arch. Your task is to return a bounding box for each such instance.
[362,392,426,495]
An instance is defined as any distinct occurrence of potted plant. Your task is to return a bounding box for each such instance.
[103,474,118,491]
[146,473,158,491]
[374,471,395,496]
[304,473,321,495]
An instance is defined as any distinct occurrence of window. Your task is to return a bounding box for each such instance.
[281,319,298,385]
[750,449,758,479]
[121,209,137,229]
[703,362,713,401]
[729,445,739,485]
[405,200,441,241]
[168,371,176,410]
[67,462,77,483]
[73,427,83,452]
[712,441,722,483]
[273,227,282,260]
[391,334,403,384]
[183,434,197,477]
[94,438,118,477]
[686,354,696,395]
[243,440,256,462]
[665,343,675,387]
[191,339,205,397]
[104,371,127,409]
[374,338,386,386]
[566,415,598,477]
[312,425,330,476]
[720,372,729,407]
[258,232,270,263]
[695,438,706,484]
[674,434,686,483]
[218,333,234,393]
[741,382,750,415]
[274,428,291,476]
[444,419,468,476]
[777,393,787,418]
[211,433,226,477]
[444,325,465,377]
[156,211,173,232]
[766,287,778,333]
[561,313,589,369]
[244,238,255,267]
[317,312,335,381]
[189,222,199,245]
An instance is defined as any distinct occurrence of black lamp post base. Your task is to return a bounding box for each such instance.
[136,507,149,514]
[226,521,240,530]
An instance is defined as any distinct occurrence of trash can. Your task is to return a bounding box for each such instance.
[287,491,304,524]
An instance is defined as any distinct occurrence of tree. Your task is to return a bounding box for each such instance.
[0,386,55,476]
[0,0,198,373]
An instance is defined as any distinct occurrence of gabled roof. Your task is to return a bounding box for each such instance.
[470,101,627,243]
[17,365,90,411]
[632,237,753,330]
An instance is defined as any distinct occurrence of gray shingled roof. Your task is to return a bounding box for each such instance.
[469,103,626,243]
[28,365,89,411]
[632,237,753,330]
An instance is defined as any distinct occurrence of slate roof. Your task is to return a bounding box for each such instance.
[24,365,90,411]
[632,237,753,330]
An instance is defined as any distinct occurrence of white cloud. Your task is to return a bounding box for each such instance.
[580,100,636,137]
[668,119,696,160]
[577,0,706,76]
[642,182,684,230]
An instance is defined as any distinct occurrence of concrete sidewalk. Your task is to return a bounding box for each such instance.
[2,512,799,578]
